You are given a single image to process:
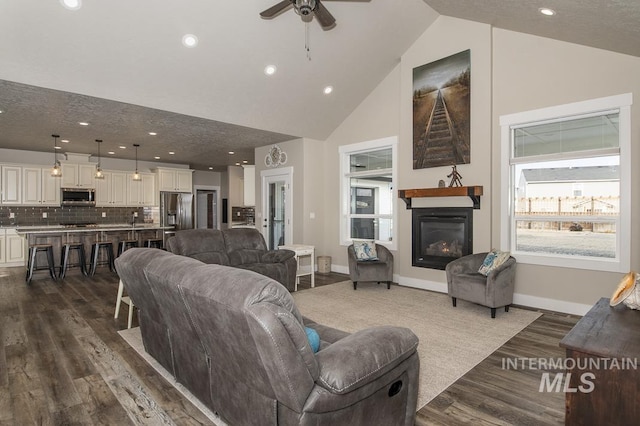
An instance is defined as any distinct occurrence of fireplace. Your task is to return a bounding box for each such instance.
[412,207,473,270]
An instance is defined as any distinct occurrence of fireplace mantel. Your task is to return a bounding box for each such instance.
[398,186,483,209]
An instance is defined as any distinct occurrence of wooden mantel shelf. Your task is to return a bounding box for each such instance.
[398,186,483,209]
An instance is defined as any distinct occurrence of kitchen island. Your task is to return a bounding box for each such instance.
[16,224,173,270]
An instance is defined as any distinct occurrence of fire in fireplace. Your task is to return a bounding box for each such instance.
[412,207,473,270]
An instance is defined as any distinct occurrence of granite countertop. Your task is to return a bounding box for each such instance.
[15,224,171,234]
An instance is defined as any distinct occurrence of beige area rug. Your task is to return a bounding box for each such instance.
[119,281,541,421]
[292,281,542,410]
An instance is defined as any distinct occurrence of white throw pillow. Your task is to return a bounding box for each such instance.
[353,240,378,261]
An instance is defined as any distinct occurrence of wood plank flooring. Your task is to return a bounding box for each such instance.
[0,265,578,425]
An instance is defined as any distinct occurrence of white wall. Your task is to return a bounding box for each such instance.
[318,16,640,315]
[491,28,640,312]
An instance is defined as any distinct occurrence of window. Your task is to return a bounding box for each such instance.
[500,94,632,272]
[339,136,397,250]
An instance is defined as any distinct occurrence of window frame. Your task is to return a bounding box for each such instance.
[499,93,632,272]
[339,136,398,250]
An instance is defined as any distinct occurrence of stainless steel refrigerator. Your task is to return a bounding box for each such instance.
[160,192,193,243]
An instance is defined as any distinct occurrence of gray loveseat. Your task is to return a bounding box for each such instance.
[166,228,297,291]
[115,248,420,426]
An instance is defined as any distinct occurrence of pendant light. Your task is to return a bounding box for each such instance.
[94,139,105,179]
[50,134,62,177]
[132,143,142,181]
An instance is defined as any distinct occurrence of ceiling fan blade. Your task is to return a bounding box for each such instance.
[260,0,293,19]
[314,1,336,30]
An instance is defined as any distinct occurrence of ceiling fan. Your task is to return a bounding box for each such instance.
[260,0,371,30]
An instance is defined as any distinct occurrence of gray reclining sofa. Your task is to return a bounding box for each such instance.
[166,228,297,291]
[115,248,420,425]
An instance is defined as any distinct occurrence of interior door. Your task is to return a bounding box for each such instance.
[261,168,293,250]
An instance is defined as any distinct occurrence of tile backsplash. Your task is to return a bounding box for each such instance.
[0,205,159,227]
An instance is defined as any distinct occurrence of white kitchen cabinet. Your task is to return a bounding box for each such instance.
[96,171,128,206]
[61,163,96,188]
[243,165,255,206]
[127,173,156,206]
[22,167,61,206]
[155,167,193,192]
[0,228,26,266]
[1,165,22,205]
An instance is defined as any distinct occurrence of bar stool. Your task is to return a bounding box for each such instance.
[114,279,135,329]
[117,239,139,257]
[144,238,163,249]
[26,244,57,284]
[89,241,116,276]
[59,242,88,279]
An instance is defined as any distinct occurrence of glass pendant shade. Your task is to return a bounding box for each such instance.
[132,144,142,181]
[94,139,105,179]
[51,134,62,177]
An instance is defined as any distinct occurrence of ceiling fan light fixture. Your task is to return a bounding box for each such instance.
[294,0,317,16]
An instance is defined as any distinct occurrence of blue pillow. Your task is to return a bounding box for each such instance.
[305,326,320,353]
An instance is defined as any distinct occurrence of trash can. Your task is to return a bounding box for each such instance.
[317,256,331,274]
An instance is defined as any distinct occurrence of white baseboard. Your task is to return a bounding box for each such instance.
[512,293,592,316]
[331,264,590,316]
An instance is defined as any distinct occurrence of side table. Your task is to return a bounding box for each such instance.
[278,244,315,291]
[559,297,640,425]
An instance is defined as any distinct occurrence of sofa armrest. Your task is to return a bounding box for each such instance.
[315,326,418,394]
[261,249,295,263]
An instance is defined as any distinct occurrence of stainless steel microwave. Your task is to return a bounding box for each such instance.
[61,188,96,206]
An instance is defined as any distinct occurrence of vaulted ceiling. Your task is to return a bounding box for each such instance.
[0,0,637,170]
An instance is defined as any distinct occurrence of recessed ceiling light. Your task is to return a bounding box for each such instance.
[264,65,277,76]
[108,151,115,155]
[235,162,240,166]
[539,7,556,16]
[60,0,81,11]
[182,34,198,48]
[228,151,235,155]
[0,110,4,114]
[242,160,248,164]
[78,122,89,126]
[169,151,175,155]
[148,132,157,136]
[54,146,62,150]
[208,167,213,170]
[119,146,126,149]
[61,139,69,143]
[323,86,333,95]
[154,156,160,160]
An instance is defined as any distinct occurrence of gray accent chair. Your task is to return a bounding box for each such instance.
[116,248,420,426]
[445,252,517,318]
[166,228,297,291]
[347,243,394,290]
